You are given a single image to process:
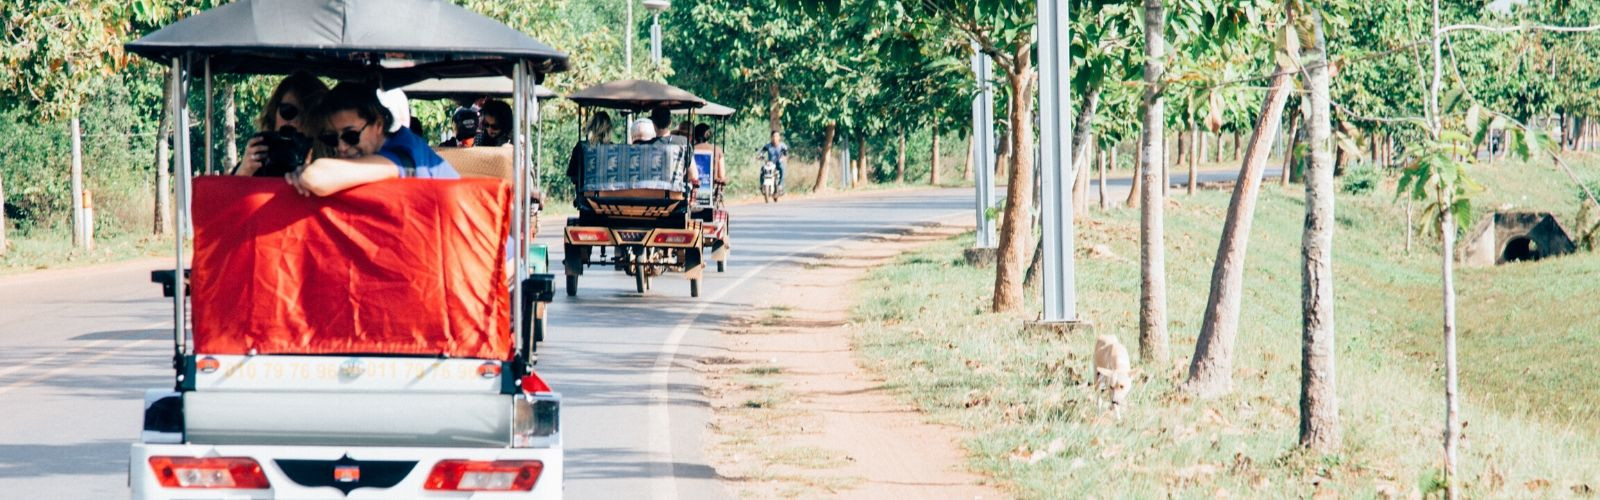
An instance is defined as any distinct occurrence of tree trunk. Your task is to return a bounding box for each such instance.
[1299,12,1340,451]
[1070,87,1102,218]
[1187,128,1199,194]
[1074,141,1092,216]
[1428,1,1460,495]
[767,82,784,133]
[1138,0,1170,364]
[154,74,173,235]
[1099,146,1111,210]
[224,83,238,170]
[896,130,907,183]
[1163,131,1174,197]
[1184,42,1296,398]
[931,129,942,185]
[814,121,836,192]
[991,49,1037,313]
[857,136,869,185]
[70,115,84,248]
[1214,131,1224,163]
[1233,131,1242,161]
[963,134,974,181]
[1126,140,1143,208]
[1281,110,1300,186]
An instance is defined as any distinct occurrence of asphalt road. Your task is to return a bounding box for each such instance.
[0,187,972,500]
[0,167,1272,499]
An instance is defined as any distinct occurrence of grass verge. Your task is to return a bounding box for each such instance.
[851,158,1600,497]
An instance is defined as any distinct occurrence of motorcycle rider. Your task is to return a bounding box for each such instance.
[758,130,788,194]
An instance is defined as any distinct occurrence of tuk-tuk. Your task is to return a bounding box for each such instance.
[126,0,566,497]
[561,79,716,297]
[674,101,736,273]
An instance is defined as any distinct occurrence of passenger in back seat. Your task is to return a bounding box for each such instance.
[288,82,458,197]
[565,111,613,200]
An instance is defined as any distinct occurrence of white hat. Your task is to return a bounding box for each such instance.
[377,88,411,133]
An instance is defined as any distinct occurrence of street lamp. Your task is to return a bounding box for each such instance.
[644,0,670,66]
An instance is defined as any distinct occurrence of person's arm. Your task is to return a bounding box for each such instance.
[289,156,399,197]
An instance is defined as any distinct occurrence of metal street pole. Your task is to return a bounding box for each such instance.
[651,13,662,65]
[970,44,997,249]
[1037,0,1079,323]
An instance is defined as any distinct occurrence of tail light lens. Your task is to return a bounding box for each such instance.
[651,232,695,245]
[424,460,543,491]
[567,228,612,244]
[148,456,270,489]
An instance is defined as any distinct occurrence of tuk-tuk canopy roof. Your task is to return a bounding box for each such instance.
[400,77,556,100]
[673,101,736,117]
[126,0,569,86]
[567,79,706,111]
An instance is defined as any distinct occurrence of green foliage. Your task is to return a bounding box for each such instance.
[1340,162,1381,196]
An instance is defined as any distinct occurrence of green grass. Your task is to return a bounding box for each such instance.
[852,158,1600,498]
[1,229,172,275]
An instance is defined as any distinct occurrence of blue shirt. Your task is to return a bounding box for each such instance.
[378,127,459,179]
[761,143,788,167]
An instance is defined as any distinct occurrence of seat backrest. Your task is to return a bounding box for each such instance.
[436,146,514,181]
[582,143,688,193]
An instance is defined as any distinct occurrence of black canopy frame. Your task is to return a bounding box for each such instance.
[127,0,567,381]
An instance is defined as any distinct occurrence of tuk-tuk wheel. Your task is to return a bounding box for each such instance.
[717,260,726,273]
[690,278,701,298]
[566,275,579,296]
[534,314,546,343]
[635,266,648,294]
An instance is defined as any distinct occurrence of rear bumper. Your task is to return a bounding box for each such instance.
[130,443,562,499]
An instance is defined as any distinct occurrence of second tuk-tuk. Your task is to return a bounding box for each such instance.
[561,80,716,297]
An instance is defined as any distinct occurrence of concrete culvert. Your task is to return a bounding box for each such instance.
[1461,212,1577,267]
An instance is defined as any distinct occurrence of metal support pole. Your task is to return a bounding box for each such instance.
[171,56,191,360]
[970,44,998,248]
[512,63,530,366]
[651,13,663,65]
[840,145,851,189]
[204,59,213,175]
[1037,0,1077,322]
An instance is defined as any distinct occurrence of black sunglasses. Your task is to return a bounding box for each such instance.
[319,121,373,148]
[277,103,300,122]
[483,120,502,132]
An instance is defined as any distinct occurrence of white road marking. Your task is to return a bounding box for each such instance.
[646,212,965,500]
[0,338,156,397]
[0,321,167,382]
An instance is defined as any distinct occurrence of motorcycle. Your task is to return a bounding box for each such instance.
[760,160,781,203]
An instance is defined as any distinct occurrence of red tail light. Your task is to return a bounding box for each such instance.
[424,460,543,491]
[148,456,270,489]
[196,356,221,373]
[567,228,612,244]
[476,362,502,379]
[651,232,695,246]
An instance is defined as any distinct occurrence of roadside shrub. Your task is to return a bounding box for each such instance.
[1340,162,1381,196]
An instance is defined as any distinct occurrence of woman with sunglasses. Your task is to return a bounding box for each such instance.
[234,71,328,176]
[288,82,458,197]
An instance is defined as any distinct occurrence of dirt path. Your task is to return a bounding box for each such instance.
[699,218,1003,499]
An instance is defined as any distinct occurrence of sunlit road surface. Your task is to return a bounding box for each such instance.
[0,187,971,499]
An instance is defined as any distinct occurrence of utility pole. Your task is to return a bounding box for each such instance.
[1031,0,1086,330]
[969,44,998,250]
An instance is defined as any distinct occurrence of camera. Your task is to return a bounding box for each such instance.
[252,127,314,177]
